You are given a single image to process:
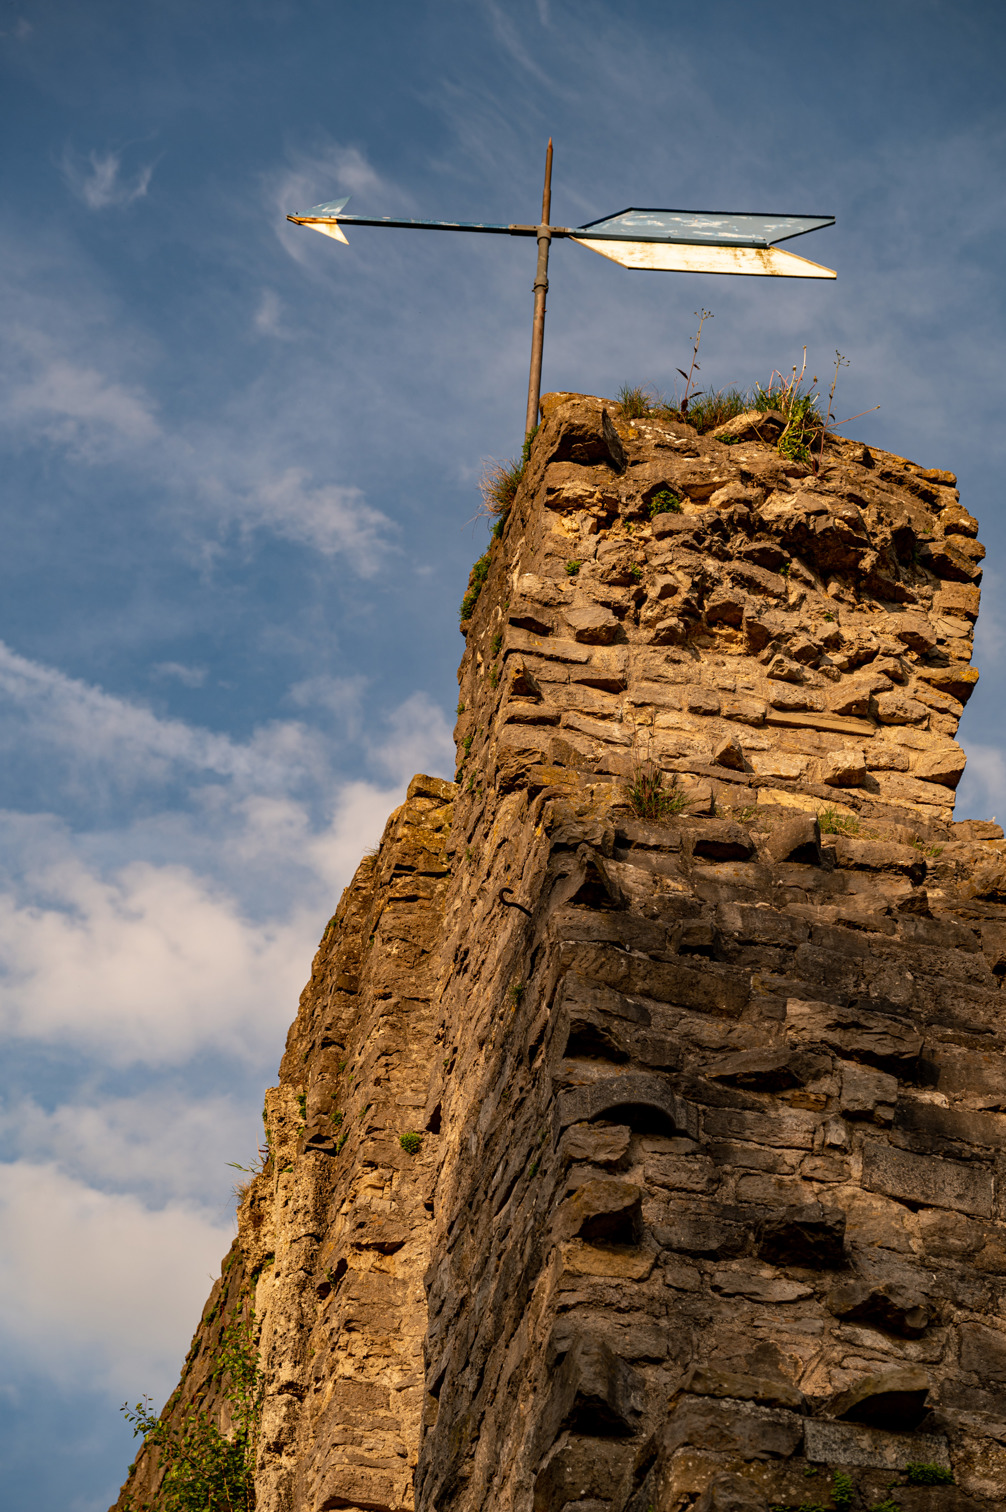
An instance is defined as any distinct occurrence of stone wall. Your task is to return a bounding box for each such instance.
[113,778,454,1512]
[114,395,1006,1512]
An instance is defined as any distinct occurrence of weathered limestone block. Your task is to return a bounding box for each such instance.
[563,601,620,643]
[803,1418,950,1469]
[709,408,786,444]
[822,745,867,787]
[840,1062,898,1123]
[863,1142,994,1218]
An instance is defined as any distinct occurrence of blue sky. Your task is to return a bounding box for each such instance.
[1,1,1005,1506]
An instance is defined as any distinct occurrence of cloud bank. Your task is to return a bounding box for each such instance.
[0,635,453,1404]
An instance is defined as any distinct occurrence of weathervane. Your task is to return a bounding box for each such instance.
[288,141,836,439]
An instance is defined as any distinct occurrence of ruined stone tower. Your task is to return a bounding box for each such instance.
[115,393,1006,1512]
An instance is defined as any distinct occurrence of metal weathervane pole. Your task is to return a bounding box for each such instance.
[287,143,837,440]
[526,138,553,439]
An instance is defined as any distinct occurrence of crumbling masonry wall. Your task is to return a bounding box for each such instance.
[114,783,455,1512]
[115,394,1006,1512]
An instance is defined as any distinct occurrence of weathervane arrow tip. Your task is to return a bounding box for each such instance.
[287,195,351,243]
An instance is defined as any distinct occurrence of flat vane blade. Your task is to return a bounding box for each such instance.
[302,220,350,244]
[306,197,350,216]
[570,237,836,278]
[578,207,834,246]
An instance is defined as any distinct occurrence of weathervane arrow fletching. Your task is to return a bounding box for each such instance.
[286,144,836,434]
[569,207,836,278]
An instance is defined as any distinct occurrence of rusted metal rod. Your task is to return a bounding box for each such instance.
[524,138,553,440]
[499,886,533,918]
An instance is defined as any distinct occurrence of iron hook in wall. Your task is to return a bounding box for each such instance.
[499,887,533,918]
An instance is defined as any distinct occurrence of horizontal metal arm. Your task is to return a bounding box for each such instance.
[286,214,773,249]
[288,213,535,236]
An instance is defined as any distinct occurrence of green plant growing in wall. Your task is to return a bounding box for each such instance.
[626,763,690,821]
[905,1463,953,1485]
[776,393,820,464]
[226,1137,271,1202]
[480,456,524,518]
[122,1316,262,1512]
[565,559,582,576]
[831,1469,855,1508]
[752,349,822,464]
[818,807,860,837]
[675,308,712,413]
[479,424,538,525]
[226,1142,269,1180]
[674,387,747,431]
[459,550,491,624]
[648,489,682,517]
[616,383,653,419]
[399,1131,423,1155]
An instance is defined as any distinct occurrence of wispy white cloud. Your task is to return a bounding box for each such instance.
[302,776,423,892]
[481,0,556,88]
[0,635,454,849]
[328,144,386,198]
[368,689,455,784]
[0,1162,229,1396]
[0,233,396,569]
[152,662,207,688]
[60,147,155,211]
[253,288,291,338]
[0,316,394,561]
[268,142,406,265]
[288,673,367,734]
[0,639,453,1065]
[0,639,324,798]
[0,847,314,1064]
[2,334,159,459]
[238,467,393,568]
[0,1090,250,1208]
